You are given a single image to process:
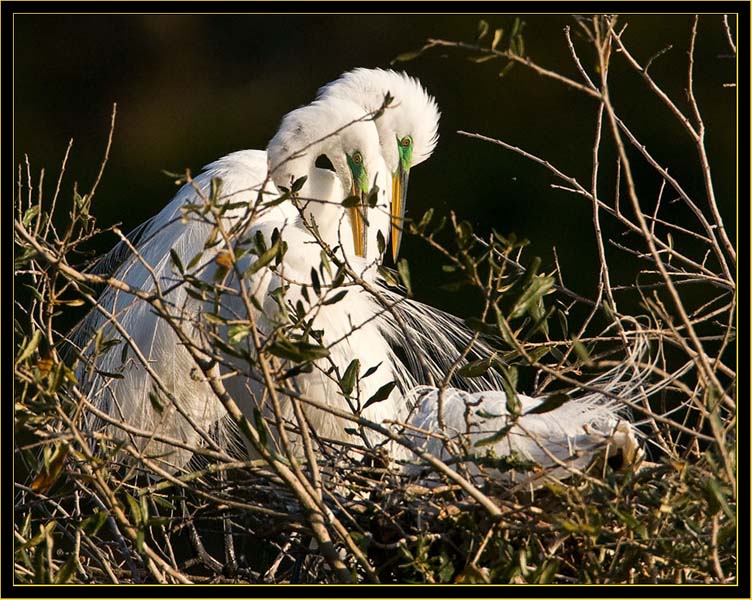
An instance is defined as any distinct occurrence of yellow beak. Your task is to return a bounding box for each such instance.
[390,168,410,262]
[348,182,368,258]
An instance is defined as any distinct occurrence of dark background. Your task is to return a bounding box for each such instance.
[14,12,737,319]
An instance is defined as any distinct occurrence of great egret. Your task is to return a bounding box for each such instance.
[316,68,440,261]
[75,68,642,482]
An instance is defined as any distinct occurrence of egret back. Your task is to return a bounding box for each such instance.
[75,150,277,469]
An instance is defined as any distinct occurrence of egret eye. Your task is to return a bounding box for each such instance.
[400,136,412,148]
[351,151,363,165]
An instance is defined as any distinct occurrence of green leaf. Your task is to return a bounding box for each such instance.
[500,366,520,417]
[210,176,223,203]
[377,266,399,287]
[169,249,184,275]
[14,247,39,270]
[341,359,360,396]
[319,250,332,279]
[533,559,559,584]
[253,407,268,448]
[475,423,514,448]
[362,362,382,378]
[136,530,145,554]
[397,258,412,295]
[376,229,386,255]
[53,556,77,584]
[80,510,108,536]
[246,239,281,276]
[476,19,489,40]
[124,493,142,526]
[228,324,250,345]
[704,478,734,519]
[499,61,516,78]
[16,330,42,364]
[322,290,348,306]
[363,381,397,411]
[267,338,330,362]
[491,27,504,50]
[291,174,308,193]
[464,317,497,336]
[571,337,592,364]
[30,444,68,494]
[341,195,361,208]
[457,357,494,378]
[367,183,380,208]
[525,392,569,415]
[310,268,321,296]
[415,207,433,234]
[148,392,164,416]
[392,49,424,63]
[22,205,40,227]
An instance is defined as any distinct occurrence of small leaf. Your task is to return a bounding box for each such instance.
[148,392,164,416]
[310,268,321,296]
[341,195,361,208]
[169,249,184,275]
[341,359,360,396]
[367,183,380,208]
[491,27,504,50]
[22,205,40,227]
[458,357,494,378]
[475,423,514,448]
[322,290,348,305]
[80,510,109,536]
[291,174,308,193]
[571,337,592,364]
[186,250,204,271]
[30,444,69,494]
[476,19,489,41]
[267,338,330,362]
[362,381,397,411]
[124,493,142,526]
[60,298,86,307]
[392,49,424,63]
[376,229,386,255]
[53,555,77,584]
[499,61,516,78]
[362,362,382,378]
[377,266,399,287]
[247,239,281,276]
[228,324,250,345]
[16,330,42,364]
[397,258,412,295]
[253,408,268,448]
[464,317,497,336]
[525,392,569,415]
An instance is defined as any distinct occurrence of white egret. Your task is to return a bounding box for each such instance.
[75,68,642,482]
[317,68,513,395]
[317,68,441,261]
[76,93,415,466]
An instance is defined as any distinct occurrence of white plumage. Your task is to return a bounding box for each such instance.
[75,67,642,482]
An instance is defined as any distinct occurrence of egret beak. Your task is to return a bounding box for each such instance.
[390,166,410,262]
[348,180,368,258]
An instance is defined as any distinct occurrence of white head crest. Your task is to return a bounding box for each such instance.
[316,68,441,173]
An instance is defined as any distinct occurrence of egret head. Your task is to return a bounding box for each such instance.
[317,68,441,260]
[267,96,388,260]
